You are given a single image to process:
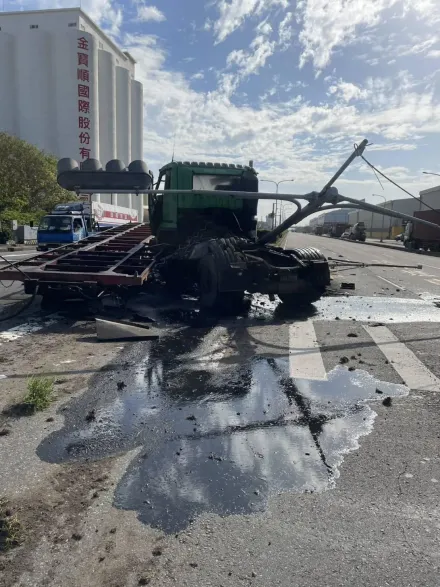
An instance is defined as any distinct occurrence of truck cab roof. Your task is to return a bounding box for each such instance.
[159,161,258,176]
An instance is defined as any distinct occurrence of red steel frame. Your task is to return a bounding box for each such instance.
[0,223,157,286]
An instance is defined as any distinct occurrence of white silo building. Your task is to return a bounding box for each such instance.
[0,7,145,220]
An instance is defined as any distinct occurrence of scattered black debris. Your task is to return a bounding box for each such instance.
[396,289,401,292]
[71,533,83,541]
[85,410,96,422]
[252,572,257,578]
[375,388,383,394]
[347,333,358,338]
[370,322,384,327]
[99,557,105,563]
[385,360,389,364]
[382,397,392,407]
[341,283,355,290]
[358,353,362,356]
[339,356,349,364]
[109,527,117,534]
[335,316,340,320]
[186,415,196,421]
[254,490,260,496]
[348,367,356,372]
[350,355,357,360]
[152,548,162,556]
[189,563,199,568]
[54,379,68,385]
[0,429,11,437]
[208,453,223,462]
[138,578,150,585]
[117,381,126,391]
[359,360,365,364]
[46,417,54,423]
[92,491,99,499]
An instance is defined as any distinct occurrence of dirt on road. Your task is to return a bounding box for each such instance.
[0,310,164,587]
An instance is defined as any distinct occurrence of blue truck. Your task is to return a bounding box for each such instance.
[37,201,139,250]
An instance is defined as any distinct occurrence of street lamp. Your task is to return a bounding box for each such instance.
[260,178,295,227]
[422,171,440,177]
[372,193,386,242]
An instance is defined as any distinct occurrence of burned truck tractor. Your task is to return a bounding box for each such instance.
[147,160,330,309]
[6,139,437,311]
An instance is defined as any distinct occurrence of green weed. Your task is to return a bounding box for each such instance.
[0,498,23,552]
[23,377,54,412]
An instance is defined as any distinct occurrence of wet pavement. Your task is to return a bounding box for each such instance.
[38,313,409,533]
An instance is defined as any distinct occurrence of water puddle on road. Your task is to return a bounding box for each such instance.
[38,326,408,533]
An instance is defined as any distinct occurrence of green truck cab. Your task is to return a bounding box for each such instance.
[149,161,259,245]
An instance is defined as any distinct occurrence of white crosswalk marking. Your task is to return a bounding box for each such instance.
[363,325,440,392]
[289,322,327,381]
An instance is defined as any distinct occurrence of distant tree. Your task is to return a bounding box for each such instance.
[0,132,74,226]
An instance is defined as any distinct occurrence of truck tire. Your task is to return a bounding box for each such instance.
[198,255,244,312]
[199,255,219,309]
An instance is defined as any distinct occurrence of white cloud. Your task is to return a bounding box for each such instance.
[123,31,440,197]
[212,0,288,43]
[278,11,293,49]
[191,72,205,80]
[328,81,368,103]
[427,50,440,58]
[297,0,399,70]
[136,4,166,22]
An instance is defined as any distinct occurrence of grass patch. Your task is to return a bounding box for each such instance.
[23,377,54,412]
[0,498,23,552]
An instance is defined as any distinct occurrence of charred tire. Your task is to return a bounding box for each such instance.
[198,255,244,312]
[199,255,219,309]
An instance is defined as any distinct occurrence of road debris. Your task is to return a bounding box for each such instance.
[382,397,392,406]
[95,318,160,342]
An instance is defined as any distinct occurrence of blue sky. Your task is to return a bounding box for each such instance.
[5,0,440,218]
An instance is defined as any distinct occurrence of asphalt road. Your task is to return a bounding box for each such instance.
[0,250,37,302]
[289,232,440,300]
[1,238,440,586]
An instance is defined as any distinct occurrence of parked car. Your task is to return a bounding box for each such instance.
[340,230,350,239]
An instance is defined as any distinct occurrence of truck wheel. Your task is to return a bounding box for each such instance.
[198,255,244,312]
[199,255,220,309]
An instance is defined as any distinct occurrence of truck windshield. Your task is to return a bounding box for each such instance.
[39,216,72,232]
[193,174,242,191]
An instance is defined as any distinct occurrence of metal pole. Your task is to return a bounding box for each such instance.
[271,203,275,229]
[370,210,374,238]
[381,206,385,242]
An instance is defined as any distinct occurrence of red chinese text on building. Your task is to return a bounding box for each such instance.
[77,37,89,50]
[78,84,90,98]
[78,100,90,114]
[78,52,88,67]
[79,117,91,129]
[79,147,91,160]
[79,132,90,145]
[77,69,89,82]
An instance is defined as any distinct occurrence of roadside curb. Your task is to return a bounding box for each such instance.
[355,239,440,257]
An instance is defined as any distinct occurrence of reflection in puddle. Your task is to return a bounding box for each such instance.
[38,327,408,533]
